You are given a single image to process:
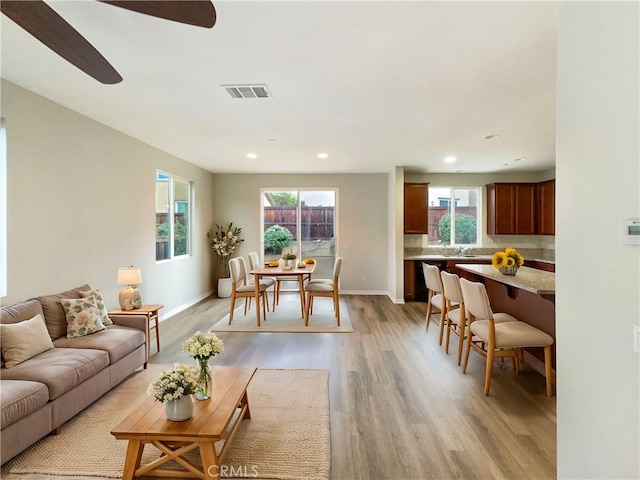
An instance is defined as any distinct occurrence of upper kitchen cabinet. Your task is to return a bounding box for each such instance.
[537,179,556,235]
[486,183,537,235]
[404,183,429,234]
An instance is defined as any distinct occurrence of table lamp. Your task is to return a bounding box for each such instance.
[117,266,142,310]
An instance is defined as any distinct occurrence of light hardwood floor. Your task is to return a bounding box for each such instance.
[4,293,556,480]
[154,293,556,480]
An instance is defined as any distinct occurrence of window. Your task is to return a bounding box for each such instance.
[428,186,480,246]
[156,171,192,261]
[262,189,337,279]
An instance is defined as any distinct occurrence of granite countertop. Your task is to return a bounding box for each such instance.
[455,264,555,295]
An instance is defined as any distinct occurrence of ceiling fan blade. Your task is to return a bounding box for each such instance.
[1,0,122,84]
[99,1,216,29]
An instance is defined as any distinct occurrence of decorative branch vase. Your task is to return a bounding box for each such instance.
[194,357,212,400]
[164,395,194,421]
[499,266,519,275]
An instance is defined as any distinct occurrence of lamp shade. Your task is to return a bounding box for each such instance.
[117,266,142,286]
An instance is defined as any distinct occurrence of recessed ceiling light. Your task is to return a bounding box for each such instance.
[444,156,456,163]
[514,157,525,162]
[317,153,329,159]
[485,134,500,140]
[246,153,257,159]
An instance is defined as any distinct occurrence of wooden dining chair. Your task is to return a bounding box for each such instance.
[228,257,269,326]
[440,271,468,365]
[247,251,277,311]
[422,263,448,344]
[303,257,342,327]
[459,278,554,396]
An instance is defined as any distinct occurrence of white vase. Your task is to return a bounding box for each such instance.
[281,259,293,270]
[164,395,194,421]
[218,277,232,298]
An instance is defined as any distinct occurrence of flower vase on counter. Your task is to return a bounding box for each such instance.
[492,247,524,276]
[498,266,519,276]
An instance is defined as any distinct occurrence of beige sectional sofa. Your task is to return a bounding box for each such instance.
[0,285,148,464]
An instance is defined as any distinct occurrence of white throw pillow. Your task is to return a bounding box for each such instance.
[79,288,113,325]
[0,313,54,368]
[61,296,106,339]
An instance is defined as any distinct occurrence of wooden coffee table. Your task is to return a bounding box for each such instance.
[111,366,257,480]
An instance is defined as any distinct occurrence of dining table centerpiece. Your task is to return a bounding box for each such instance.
[492,247,524,275]
[147,364,199,421]
[182,331,224,400]
[208,223,244,298]
[281,251,297,270]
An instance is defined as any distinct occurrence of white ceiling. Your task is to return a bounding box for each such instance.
[1,1,559,174]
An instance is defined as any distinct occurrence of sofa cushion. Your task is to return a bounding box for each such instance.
[61,296,106,338]
[0,348,109,400]
[37,285,92,340]
[79,288,113,326]
[53,325,145,364]
[0,314,54,368]
[0,300,46,367]
[0,380,49,429]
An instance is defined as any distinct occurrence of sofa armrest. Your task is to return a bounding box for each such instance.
[109,314,147,333]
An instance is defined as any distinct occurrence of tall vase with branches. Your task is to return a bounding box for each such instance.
[207,223,244,277]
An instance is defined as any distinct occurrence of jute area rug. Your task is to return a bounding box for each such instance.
[212,293,352,333]
[3,365,330,480]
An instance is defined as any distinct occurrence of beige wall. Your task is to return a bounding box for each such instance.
[1,81,216,316]
[209,173,389,295]
[556,3,639,478]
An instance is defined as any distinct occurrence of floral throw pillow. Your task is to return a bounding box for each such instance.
[79,288,113,325]
[61,296,107,338]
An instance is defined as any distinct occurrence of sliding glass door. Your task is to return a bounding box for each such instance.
[262,189,337,280]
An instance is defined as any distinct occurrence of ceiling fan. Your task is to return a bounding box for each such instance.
[1,0,216,84]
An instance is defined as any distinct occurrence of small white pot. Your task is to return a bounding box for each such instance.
[218,277,232,298]
[164,395,194,421]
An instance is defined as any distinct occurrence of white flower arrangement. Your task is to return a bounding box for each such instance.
[182,331,224,361]
[207,223,244,277]
[147,364,198,403]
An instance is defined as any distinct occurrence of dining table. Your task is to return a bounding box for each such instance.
[250,262,316,324]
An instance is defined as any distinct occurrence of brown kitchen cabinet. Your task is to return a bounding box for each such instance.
[404,260,416,301]
[486,183,537,235]
[537,179,555,235]
[404,183,429,234]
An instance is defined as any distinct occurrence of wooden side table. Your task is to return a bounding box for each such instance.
[109,304,163,359]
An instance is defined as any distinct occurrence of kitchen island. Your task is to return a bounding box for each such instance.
[455,263,556,378]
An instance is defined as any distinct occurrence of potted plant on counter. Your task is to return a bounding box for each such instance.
[208,223,244,297]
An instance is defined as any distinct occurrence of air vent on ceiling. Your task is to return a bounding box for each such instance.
[222,84,271,99]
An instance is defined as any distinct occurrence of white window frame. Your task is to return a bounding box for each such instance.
[155,170,193,262]
[428,186,482,247]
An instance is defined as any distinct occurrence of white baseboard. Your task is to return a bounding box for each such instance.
[160,289,214,321]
